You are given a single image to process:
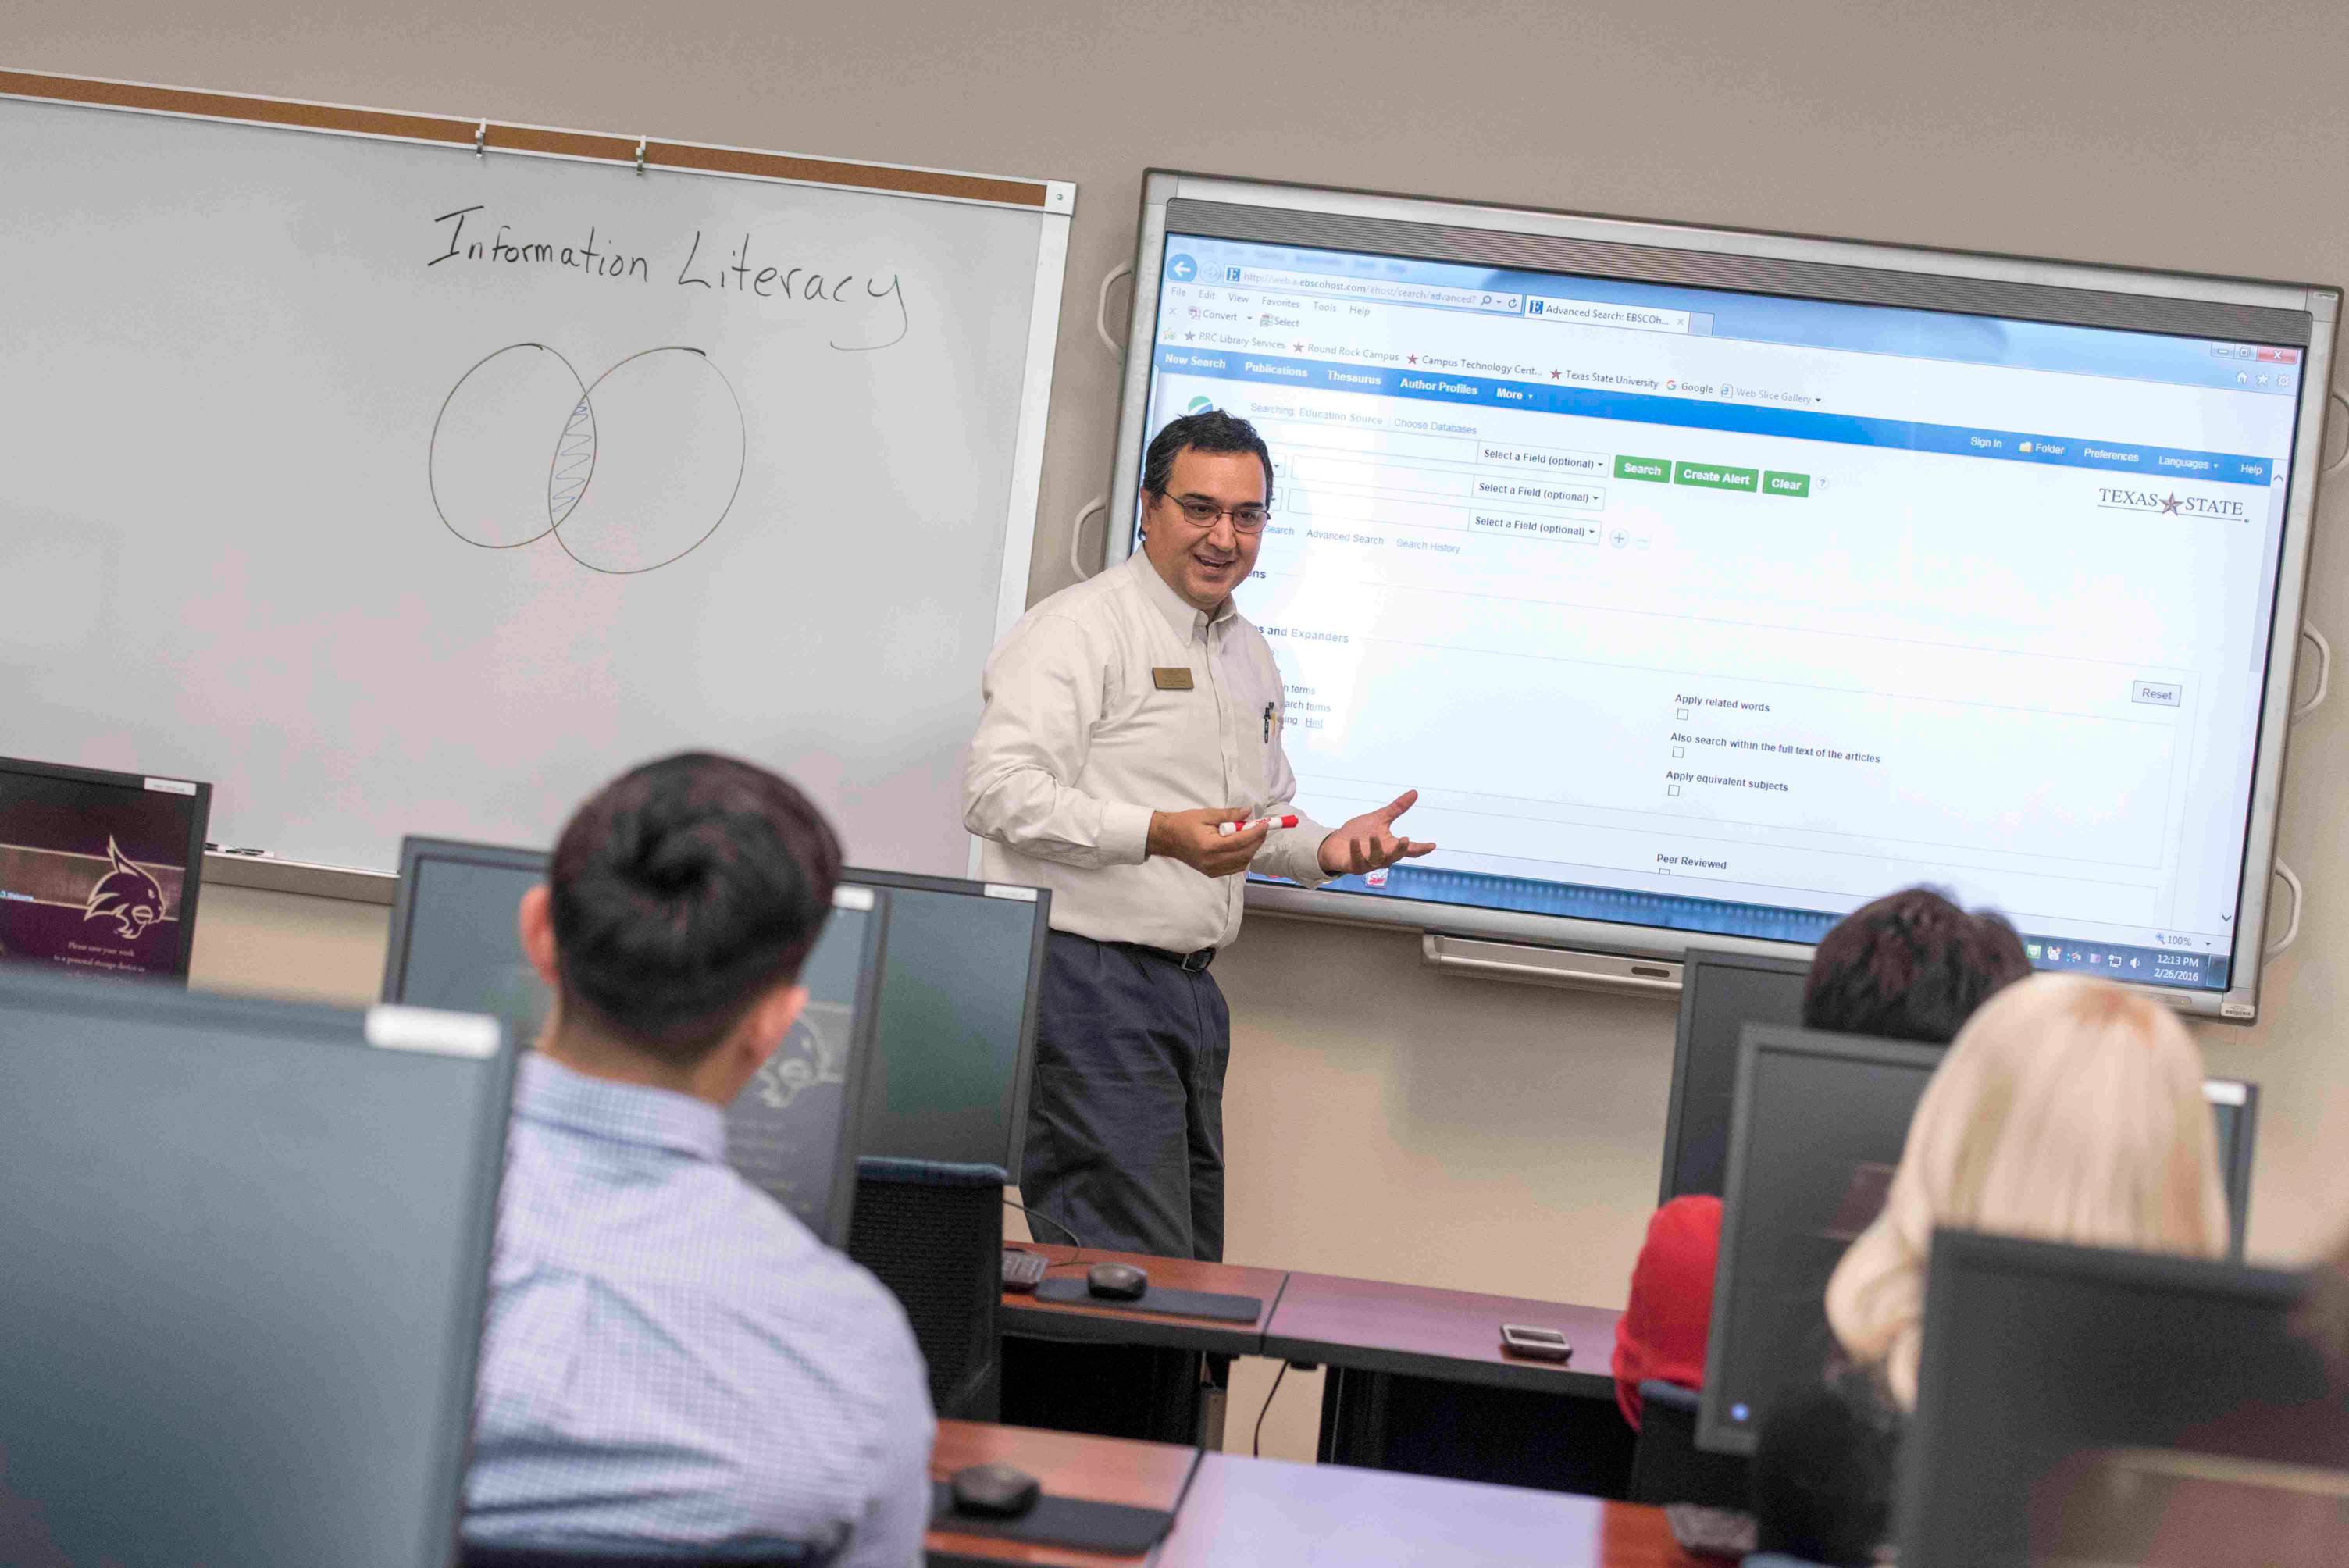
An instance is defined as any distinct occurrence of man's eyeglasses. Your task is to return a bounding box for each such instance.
[1153,491,1272,533]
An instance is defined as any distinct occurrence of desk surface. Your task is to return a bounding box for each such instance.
[1000,1245,1289,1355]
[925,1419,1199,1566]
[1264,1270,1622,1400]
[1157,1452,1708,1567]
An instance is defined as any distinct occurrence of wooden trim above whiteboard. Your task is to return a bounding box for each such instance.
[0,68,1075,211]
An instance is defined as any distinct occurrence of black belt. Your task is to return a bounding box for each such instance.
[1111,940,1218,975]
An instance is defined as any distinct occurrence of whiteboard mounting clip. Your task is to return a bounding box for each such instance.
[634,137,648,175]
[473,119,488,159]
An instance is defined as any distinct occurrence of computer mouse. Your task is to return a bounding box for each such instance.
[950,1461,1041,1518]
[1086,1260,1150,1300]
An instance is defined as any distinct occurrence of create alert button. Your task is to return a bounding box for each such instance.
[1673,461,1759,493]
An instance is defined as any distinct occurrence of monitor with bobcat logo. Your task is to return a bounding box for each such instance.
[382,834,889,1247]
[0,755,212,983]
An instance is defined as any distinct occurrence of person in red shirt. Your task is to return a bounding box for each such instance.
[1612,1193,1725,1430]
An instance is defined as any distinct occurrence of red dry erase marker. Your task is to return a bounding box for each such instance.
[1217,814,1299,837]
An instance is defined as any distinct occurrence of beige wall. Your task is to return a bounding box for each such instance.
[40,0,2349,1459]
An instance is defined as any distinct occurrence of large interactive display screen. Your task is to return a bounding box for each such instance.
[1110,174,2339,1019]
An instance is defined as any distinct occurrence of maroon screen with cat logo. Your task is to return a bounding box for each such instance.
[0,775,197,981]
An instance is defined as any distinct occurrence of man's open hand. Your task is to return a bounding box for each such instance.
[1317,790,1437,877]
[1147,806,1269,878]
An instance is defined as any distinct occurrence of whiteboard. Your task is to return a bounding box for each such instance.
[0,82,1071,875]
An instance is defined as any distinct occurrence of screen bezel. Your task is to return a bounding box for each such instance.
[1104,169,2341,1023]
[801,889,889,1248]
[0,753,214,982]
[1658,946,1816,1204]
[1698,1024,1943,1456]
[840,864,1052,1176]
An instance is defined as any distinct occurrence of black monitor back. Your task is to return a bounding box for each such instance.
[842,867,1050,1172]
[0,967,515,1568]
[1699,1025,1941,1455]
[381,834,886,1248]
[1700,1028,2264,1455]
[1659,947,1811,1202]
[0,753,212,982]
[1902,1231,2349,1568]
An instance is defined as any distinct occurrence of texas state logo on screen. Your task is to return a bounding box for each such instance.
[83,836,168,941]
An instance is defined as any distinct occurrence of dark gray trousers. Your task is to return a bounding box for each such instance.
[1020,931,1230,1262]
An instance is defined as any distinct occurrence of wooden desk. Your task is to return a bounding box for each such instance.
[997,1245,1288,1445]
[1157,1451,1709,1567]
[1263,1271,1634,1498]
[925,1419,1199,1568]
[1000,1245,1289,1356]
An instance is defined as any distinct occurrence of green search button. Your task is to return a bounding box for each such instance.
[1614,454,1671,483]
[1763,470,1811,497]
[1674,461,1759,493]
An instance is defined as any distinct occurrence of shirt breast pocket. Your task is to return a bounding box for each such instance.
[1233,663,1287,804]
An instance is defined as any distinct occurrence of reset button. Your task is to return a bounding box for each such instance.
[2133,680,2183,707]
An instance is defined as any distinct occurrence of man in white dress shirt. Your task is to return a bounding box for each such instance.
[964,410,1433,1261]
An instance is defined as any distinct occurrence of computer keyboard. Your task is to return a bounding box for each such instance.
[1001,1248,1050,1292]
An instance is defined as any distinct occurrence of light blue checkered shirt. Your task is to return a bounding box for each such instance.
[463,1054,934,1564]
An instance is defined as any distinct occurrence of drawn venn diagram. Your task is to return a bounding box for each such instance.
[429,344,746,574]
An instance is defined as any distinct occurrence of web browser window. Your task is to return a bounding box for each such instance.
[1141,239,2308,991]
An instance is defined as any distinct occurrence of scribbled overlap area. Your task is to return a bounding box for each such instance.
[428,344,743,573]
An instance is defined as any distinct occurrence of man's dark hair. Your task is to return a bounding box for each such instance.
[1749,1367,1901,1567]
[1141,408,1274,508]
[1804,886,2031,1045]
[548,751,842,1067]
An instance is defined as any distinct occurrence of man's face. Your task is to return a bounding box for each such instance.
[1139,447,1268,614]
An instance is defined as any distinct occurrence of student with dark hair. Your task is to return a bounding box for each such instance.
[462,753,932,1564]
[1805,886,2032,1044]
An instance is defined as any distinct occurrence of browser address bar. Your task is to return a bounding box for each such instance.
[1223,266,1525,315]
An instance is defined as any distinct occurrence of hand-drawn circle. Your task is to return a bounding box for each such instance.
[546,347,746,576]
[428,344,589,549]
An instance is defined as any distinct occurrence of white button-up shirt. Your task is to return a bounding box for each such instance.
[963,547,1331,953]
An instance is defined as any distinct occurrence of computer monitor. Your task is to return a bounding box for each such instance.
[0,965,515,1568]
[722,884,888,1248]
[0,754,212,982]
[1901,1230,2349,1568]
[381,834,888,1247]
[2206,1076,2261,1256]
[1699,1028,2265,1455]
[382,836,553,1036]
[1657,946,1812,1201]
[843,867,1051,1172]
[1698,1025,1942,1456]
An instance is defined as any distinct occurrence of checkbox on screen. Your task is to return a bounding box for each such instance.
[1667,785,1681,797]
[1672,746,1685,757]
[1675,707,1689,719]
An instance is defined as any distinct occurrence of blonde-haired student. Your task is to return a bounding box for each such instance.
[1825,972,2230,1410]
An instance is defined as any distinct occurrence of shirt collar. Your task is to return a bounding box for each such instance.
[1124,545,1236,640]
[513,1051,729,1164]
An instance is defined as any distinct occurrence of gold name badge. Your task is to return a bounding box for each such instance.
[1152,667,1196,691]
